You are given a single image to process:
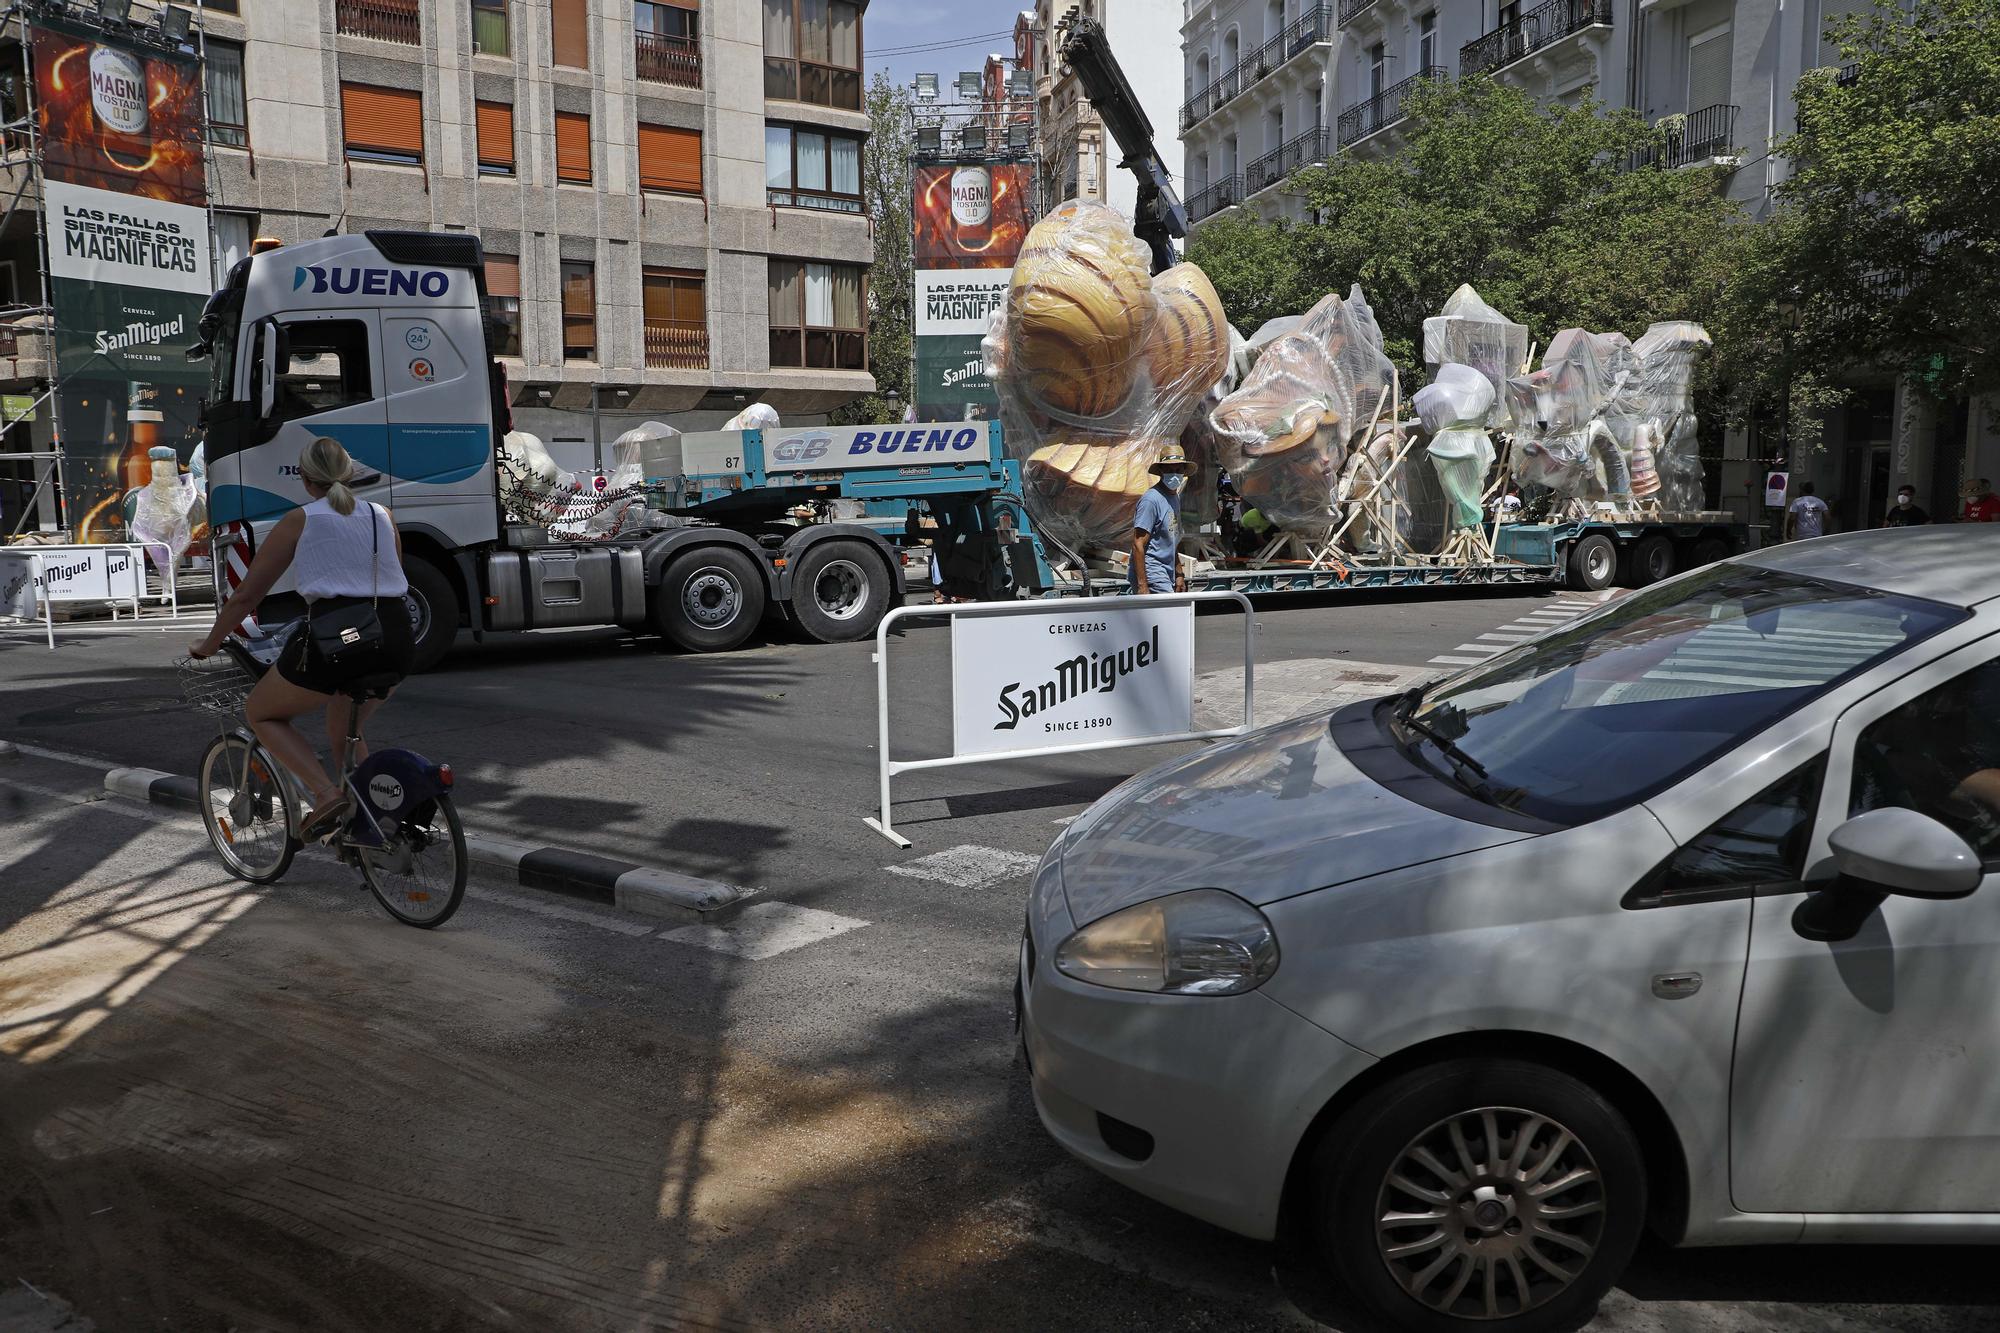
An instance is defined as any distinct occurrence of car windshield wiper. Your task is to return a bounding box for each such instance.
[1391,697,1527,810]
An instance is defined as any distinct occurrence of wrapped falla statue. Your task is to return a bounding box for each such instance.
[1413,364,1497,532]
[128,445,195,577]
[983,200,1230,551]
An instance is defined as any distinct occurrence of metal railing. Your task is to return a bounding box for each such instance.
[644,319,710,370]
[1461,0,1612,79]
[1187,174,1244,222]
[1245,125,1331,195]
[1629,103,1738,170]
[1338,0,1381,22]
[1249,6,1332,80]
[636,32,701,88]
[1337,66,1446,147]
[335,0,420,45]
[1179,62,1241,132]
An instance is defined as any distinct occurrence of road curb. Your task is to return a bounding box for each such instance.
[92,762,743,922]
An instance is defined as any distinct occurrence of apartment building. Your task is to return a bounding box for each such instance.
[1025,0,1183,222]
[1178,0,1996,531]
[3,0,875,470]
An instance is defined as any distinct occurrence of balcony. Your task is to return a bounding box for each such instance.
[1338,0,1380,22]
[1461,0,1612,79]
[1180,63,1241,133]
[1183,8,1332,133]
[335,0,420,45]
[645,319,710,370]
[1187,174,1244,223]
[636,32,701,89]
[1629,103,1738,170]
[1245,126,1331,195]
[1337,66,1446,147]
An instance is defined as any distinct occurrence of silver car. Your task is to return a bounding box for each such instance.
[1019,526,2000,1332]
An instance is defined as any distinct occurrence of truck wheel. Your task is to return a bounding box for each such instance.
[1565,534,1616,591]
[1621,534,1676,587]
[1690,535,1732,569]
[403,558,460,673]
[651,547,767,652]
[790,539,891,643]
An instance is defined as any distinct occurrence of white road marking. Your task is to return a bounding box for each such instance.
[656,901,869,960]
[1429,597,1612,667]
[884,844,1041,890]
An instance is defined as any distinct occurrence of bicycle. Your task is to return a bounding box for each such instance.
[179,630,466,927]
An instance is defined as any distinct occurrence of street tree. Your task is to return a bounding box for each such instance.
[831,72,914,426]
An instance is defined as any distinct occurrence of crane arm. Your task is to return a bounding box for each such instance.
[1056,15,1186,273]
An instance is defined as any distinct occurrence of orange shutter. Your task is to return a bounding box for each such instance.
[555,111,592,183]
[552,0,589,68]
[475,100,514,171]
[341,83,424,161]
[637,124,702,194]
[484,254,520,298]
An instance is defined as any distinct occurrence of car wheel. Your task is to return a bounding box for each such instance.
[1564,534,1616,592]
[1311,1058,1646,1333]
[650,546,768,652]
[1620,535,1675,587]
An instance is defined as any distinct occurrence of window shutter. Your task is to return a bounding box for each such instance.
[1687,27,1733,113]
[485,254,520,298]
[555,111,592,183]
[475,100,514,170]
[638,124,702,194]
[553,0,589,68]
[340,83,424,160]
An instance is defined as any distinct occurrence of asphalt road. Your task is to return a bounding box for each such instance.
[5,589,1998,1331]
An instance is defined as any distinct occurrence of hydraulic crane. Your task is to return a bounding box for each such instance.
[1055,11,1188,274]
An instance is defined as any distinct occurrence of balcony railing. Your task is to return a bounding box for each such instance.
[1187,174,1244,223]
[1629,103,1738,170]
[1337,66,1446,147]
[645,319,710,370]
[335,0,420,45]
[1180,63,1242,133]
[1461,0,1612,79]
[1245,125,1331,195]
[636,32,701,88]
[1338,0,1380,23]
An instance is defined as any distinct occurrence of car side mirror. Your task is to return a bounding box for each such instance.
[1829,807,1982,899]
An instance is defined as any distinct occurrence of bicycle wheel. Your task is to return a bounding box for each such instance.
[198,732,298,885]
[358,792,466,928]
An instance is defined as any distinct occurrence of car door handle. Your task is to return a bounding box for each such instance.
[1651,972,1703,999]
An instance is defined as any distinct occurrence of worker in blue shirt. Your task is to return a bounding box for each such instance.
[1131,444,1192,595]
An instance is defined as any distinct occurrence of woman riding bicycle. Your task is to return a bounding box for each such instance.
[191,437,415,841]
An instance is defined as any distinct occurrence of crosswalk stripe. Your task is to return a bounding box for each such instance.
[1429,655,1498,666]
[885,844,1041,890]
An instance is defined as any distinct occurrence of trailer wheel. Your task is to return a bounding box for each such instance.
[1690,535,1732,569]
[404,558,461,673]
[791,539,892,643]
[1566,533,1617,591]
[1622,534,1676,587]
[651,547,767,653]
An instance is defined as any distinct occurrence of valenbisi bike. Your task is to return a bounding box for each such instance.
[179,630,466,927]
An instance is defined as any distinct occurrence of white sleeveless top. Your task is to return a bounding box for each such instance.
[295,499,408,600]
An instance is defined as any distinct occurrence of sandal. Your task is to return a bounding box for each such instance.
[299,792,353,842]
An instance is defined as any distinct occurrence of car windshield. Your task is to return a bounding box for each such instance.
[1391,564,1965,825]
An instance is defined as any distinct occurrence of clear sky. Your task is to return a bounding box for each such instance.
[864,3,1026,99]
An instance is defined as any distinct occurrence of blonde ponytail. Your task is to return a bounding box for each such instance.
[298,436,357,515]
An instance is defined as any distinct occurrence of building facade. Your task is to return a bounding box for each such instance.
[1,0,876,519]
[1178,0,1998,528]
[1028,0,1183,222]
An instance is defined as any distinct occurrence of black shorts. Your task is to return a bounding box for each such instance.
[275,596,417,694]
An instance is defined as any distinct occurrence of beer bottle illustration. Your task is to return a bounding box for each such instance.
[951,164,992,252]
[89,44,152,171]
[120,381,164,496]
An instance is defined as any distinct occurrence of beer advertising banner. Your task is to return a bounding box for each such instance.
[33,17,211,543]
[913,162,1032,420]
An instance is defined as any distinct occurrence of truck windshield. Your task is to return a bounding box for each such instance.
[1389,564,1964,825]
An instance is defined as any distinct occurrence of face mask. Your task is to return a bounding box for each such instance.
[1161,473,1186,493]
[1898,495,1912,507]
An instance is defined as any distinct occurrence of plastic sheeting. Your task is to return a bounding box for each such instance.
[985,201,1231,550]
[1414,365,1497,531]
[1422,284,1530,427]
[499,421,674,540]
[129,446,195,575]
[1205,284,1396,532]
[722,402,780,432]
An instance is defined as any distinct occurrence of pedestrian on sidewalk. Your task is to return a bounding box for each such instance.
[1882,485,1930,527]
[1960,478,2000,523]
[1784,481,1830,542]
[1131,445,1192,595]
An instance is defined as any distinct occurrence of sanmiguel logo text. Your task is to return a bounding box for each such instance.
[294,266,451,298]
[994,625,1162,731]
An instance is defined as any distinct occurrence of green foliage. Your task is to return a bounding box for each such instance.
[831,72,914,426]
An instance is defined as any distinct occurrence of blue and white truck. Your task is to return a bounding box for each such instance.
[194,230,1046,669]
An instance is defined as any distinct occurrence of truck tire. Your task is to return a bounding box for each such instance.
[651,546,767,652]
[790,539,891,643]
[1690,535,1732,569]
[1621,534,1676,587]
[403,558,461,673]
[1565,533,1616,591]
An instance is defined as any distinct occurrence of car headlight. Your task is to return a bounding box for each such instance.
[1054,889,1279,996]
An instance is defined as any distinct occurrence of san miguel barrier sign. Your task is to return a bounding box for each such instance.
[866,593,1256,847]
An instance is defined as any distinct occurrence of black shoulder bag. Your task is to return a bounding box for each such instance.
[307,503,388,672]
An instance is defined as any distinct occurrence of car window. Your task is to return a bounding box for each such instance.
[275,319,372,422]
[1850,657,2000,865]
[1393,564,1964,826]
[1632,758,1824,906]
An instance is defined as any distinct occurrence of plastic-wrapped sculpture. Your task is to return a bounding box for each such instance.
[985,201,1230,550]
[128,446,195,576]
[722,402,780,432]
[1413,365,1496,532]
[498,422,669,540]
[1616,322,1712,511]
[1206,284,1396,532]
[1422,284,1530,427]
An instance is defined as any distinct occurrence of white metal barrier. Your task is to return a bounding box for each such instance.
[0,543,176,649]
[865,591,1257,847]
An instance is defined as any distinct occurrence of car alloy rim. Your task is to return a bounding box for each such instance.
[1373,1106,1605,1321]
[814,558,867,620]
[682,569,739,627]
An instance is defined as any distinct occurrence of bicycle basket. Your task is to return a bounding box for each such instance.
[178,654,256,718]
